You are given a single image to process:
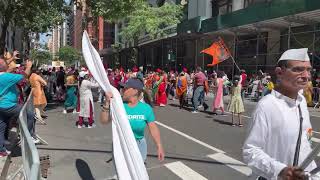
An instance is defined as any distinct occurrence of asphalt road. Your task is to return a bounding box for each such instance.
[36,95,320,180]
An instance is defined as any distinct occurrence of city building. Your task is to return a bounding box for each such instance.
[119,0,320,76]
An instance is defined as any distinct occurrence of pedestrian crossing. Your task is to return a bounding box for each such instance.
[147,137,320,180]
[148,157,251,180]
[165,161,208,180]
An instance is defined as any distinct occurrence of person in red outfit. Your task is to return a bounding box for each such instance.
[156,73,167,107]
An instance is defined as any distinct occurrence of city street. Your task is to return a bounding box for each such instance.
[35,96,320,180]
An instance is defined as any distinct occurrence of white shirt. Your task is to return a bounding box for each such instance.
[243,90,319,180]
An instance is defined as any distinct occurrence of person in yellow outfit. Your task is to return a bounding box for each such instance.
[304,81,313,106]
[266,76,274,95]
[29,68,47,123]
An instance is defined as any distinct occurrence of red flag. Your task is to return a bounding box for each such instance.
[201,37,231,67]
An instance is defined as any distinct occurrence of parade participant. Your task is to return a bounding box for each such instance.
[151,69,162,103]
[136,66,144,82]
[156,73,167,107]
[0,58,32,157]
[56,66,65,101]
[29,67,48,123]
[191,67,207,113]
[304,80,313,107]
[176,72,188,109]
[100,78,165,162]
[240,69,247,98]
[265,76,274,96]
[63,71,78,114]
[228,79,244,127]
[212,71,225,115]
[243,48,318,180]
[78,71,99,128]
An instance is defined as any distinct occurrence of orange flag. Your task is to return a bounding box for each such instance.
[201,38,231,67]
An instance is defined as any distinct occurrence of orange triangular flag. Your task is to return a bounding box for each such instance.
[201,38,231,67]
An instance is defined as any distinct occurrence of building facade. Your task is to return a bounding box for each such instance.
[118,0,320,76]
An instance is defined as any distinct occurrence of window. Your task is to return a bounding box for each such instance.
[212,0,232,16]
[244,0,269,8]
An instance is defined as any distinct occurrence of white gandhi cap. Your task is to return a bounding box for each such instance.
[278,48,310,62]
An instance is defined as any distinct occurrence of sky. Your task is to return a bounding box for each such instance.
[39,0,71,45]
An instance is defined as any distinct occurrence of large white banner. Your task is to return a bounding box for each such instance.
[82,31,149,180]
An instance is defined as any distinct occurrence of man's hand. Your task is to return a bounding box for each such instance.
[278,167,308,180]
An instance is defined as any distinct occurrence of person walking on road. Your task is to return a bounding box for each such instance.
[29,68,48,124]
[212,71,225,115]
[100,78,165,163]
[176,72,188,109]
[63,71,78,114]
[228,79,244,127]
[243,48,319,180]
[78,71,99,128]
[192,67,208,113]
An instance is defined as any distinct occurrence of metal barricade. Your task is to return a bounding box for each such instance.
[17,94,41,180]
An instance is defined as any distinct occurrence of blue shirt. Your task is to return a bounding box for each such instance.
[0,73,23,108]
[124,102,155,140]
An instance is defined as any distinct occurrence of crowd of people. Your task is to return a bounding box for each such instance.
[1,46,320,179]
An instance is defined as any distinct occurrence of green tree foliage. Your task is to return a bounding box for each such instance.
[121,2,183,42]
[58,46,81,66]
[0,0,69,52]
[90,0,145,22]
[91,0,183,42]
[30,49,52,65]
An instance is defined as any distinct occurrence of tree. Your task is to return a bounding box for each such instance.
[58,46,81,66]
[0,0,69,53]
[91,1,183,42]
[90,0,145,22]
[30,49,52,66]
[121,2,183,42]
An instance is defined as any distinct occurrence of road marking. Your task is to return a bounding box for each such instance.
[155,121,225,153]
[156,121,252,176]
[312,137,320,143]
[207,153,252,176]
[165,161,208,180]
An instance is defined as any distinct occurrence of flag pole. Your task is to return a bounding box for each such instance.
[230,55,241,72]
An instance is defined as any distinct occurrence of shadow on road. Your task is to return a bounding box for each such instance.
[213,119,233,126]
[76,159,95,180]
[37,147,112,154]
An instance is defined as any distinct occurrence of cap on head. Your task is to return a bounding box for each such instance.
[79,71,88,78]
[278,48,310,62]
[120,78,144,90]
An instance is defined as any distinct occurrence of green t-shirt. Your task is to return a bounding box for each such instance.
[124,102,155,140]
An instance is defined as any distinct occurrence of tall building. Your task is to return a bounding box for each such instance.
[120,0,320,75]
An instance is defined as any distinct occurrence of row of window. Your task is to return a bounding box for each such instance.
[212,0,270,16]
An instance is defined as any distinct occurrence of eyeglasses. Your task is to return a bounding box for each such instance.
[286,66,312,74]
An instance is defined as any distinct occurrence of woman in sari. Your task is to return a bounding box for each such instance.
[176,72,188,109]
[304,81,313,106]
[152,72,162,103]
[156,73,167,107]
[212,72,225,115]
[29,68,47,123]
[63,72,78,114]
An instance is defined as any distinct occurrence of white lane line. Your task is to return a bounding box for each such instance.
[312,137,320,143]
[155,121,225,153]
[207,153,252,176]
[165,161,208,180]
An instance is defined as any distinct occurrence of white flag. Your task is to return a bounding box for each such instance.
[82,31,149,180]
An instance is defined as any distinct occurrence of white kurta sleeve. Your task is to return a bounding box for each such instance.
[243,106,286,179]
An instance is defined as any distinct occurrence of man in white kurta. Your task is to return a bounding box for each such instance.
[243,48,320,180]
